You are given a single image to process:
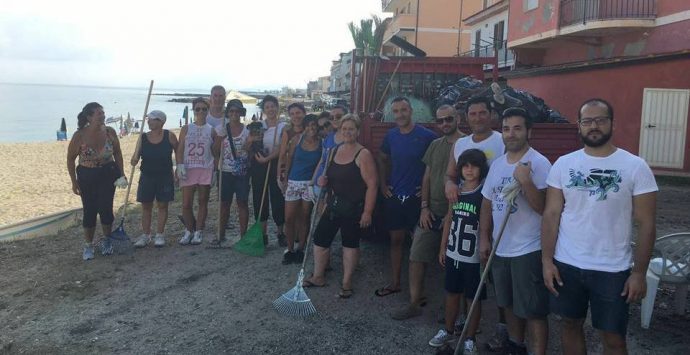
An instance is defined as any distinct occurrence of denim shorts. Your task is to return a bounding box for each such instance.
[549,259,631,336]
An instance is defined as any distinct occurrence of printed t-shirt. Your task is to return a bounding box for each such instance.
[446,184,483,263]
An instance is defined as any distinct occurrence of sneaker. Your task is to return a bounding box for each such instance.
[485,323,508,352]
[277,233,287,247]
[462,338,479,355]
[282,250,295,265]
[179,230,192,245]
[100,237,113,256]
[191,231,203,245]
[83,245,95,261]
[133,234,151,248]
[153,234,165,247]
[391,304,422,320]
[429,329,456,348]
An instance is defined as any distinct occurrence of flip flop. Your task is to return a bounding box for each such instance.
[338,288,354,299]
[374,286,401,297]
[302,279,327,288]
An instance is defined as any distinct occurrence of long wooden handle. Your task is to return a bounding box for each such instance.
[217,117,226,239]
[121,80,154,221]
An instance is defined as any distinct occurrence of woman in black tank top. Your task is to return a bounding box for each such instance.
[130,111,179,248]
[302,115,378,299]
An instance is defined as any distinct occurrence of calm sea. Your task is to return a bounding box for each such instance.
[0,83,260,142]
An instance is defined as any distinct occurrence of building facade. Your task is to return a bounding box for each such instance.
[462,0,515,70]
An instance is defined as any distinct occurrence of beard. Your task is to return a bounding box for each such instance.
[581,129,612,147]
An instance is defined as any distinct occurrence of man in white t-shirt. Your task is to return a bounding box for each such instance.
[480,108,552,355]
[206,85,226,135]
[541,98,658,354]
[445,96,505,205]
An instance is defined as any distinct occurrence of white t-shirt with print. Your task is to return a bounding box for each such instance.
[547,148,658,272]
[481,147,552,257]
[221,126,249,175]
[453,131,505,166]
[206,112,224,135]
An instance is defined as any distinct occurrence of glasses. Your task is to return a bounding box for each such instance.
[435,116,455,124]
[579,116,610,127]
[194,107,209,113]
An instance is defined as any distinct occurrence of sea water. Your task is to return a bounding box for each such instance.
[0,83,260,142]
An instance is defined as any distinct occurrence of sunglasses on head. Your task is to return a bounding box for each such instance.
[194,107,208,113]
[435,116,455,124]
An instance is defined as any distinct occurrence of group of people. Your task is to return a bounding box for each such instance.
[67,85,658,355]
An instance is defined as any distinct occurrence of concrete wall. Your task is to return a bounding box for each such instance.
[508,58,690,171]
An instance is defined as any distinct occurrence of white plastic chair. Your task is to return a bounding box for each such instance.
[640,232,690,329]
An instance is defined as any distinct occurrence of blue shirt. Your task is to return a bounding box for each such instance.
[312,132,339,184]
[380,125,437,196]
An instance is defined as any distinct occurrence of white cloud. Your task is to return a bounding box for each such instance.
[0,0,386,89]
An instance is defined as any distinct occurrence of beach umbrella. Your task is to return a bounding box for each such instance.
[183,106,189,125]
[60,117,67,133]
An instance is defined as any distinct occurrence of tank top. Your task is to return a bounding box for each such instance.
[261,121,285,156]
[288,135,322,181]
[221,125,249,176]
[183,123,214,169]
[327,147,366,203]
[140,130,173,175]
[79,132,114,167]
[446,184,483,263]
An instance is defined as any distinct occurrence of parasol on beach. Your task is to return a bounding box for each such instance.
[60,117,67,133]
[183,106,189,125]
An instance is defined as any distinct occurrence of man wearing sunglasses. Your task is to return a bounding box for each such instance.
[541,98,657,354]
[391,104,465,320]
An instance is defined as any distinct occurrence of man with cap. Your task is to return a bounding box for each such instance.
[130,110,179,248]
[213,99,254,243]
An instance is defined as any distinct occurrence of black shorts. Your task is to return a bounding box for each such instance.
[221,172,250,202]
[550,259,631,336]
[445,257,486,300]
[136,172,174,203]
[383,195,420,232]
[313,208,362,249]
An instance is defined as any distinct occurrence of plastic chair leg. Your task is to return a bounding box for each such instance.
[641,270,660,329]
[674,284,688,315]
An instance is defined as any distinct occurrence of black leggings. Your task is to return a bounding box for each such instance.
[77,162,118,228]
[313,207,362,249]
[250,160,284,226]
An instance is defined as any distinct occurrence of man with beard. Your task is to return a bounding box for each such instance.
[391,104,465,319]
[480,108,552,354]
[541,99,657,354]
[376,97,437,297]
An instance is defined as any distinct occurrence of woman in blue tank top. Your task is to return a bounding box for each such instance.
[281,115,322,264]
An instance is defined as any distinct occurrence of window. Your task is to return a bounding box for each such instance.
[525,0,538,11]
[493,21,505,49]
[474,30,481,57]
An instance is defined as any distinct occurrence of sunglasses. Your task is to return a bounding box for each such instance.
[318,121,332,130]
[435,116,455,124]
[194,107,209,113]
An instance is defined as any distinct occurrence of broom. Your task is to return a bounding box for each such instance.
[273,147,336,317]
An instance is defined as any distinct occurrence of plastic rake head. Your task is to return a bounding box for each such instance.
[273,270,317,317]
[109,229,133,255]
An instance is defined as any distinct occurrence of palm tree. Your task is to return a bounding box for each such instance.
[348,15,387,56]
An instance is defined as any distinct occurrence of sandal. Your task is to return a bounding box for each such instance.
[302,276,327,288]
[374,286,401,297]
[338,288,354,299]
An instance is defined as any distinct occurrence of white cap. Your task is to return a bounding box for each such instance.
[147,110,167,122]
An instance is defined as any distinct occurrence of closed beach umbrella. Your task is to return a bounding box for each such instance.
[183,106,189,125]
[60,117,67,132]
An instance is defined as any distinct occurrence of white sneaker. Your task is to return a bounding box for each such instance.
[133,234,150,248]
[191,230,203,245]
[429,329,456,348]
[179,230,192,245]
[154,233,165,247]
[462,338,479,355]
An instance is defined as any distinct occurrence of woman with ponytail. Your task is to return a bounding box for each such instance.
[67,102,127,261]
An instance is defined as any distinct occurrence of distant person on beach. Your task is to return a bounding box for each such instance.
[130,110,178,248]
[302,115,378,299]
[176,97,218,246]
[376,96,437,297]
[206,85,226,134]
[67,102,127,260]
[280,114,322,264]
[250,95,286,246]
[213,100,252,243]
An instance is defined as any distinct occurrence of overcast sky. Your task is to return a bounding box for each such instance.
[0,0,385,90]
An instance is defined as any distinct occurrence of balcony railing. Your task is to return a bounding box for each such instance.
[560,0,656,27]
[460,40,515,69]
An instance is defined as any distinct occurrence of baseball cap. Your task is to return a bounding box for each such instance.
[147,110,167,122]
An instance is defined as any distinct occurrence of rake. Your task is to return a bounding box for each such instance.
[273,147,337,317]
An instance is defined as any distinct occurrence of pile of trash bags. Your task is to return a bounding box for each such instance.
[436,77,569,123]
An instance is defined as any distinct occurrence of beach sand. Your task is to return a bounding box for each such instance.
[0,134,159,227]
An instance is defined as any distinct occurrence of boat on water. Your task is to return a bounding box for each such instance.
[0,208,81,243]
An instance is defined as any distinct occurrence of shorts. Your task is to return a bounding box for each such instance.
[180,167,213,187]
[313,209,361,249]
[383,195,421,232]
[285,180,314,202]
[220,172,250,202]
[409,226,442,263]
[492,250,550,319]
[550,259,631,336]
[445,257,486,300]
[137,172,174,203]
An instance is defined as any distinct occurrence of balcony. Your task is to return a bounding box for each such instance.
[382,0,405,12]
[460,40,515,70]
[559,0,656,35]
[382,13,417,43]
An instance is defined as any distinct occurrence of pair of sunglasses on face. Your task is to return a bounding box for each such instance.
[318,121,332,130]
[194,107,209,113]
[435,116,454,124]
